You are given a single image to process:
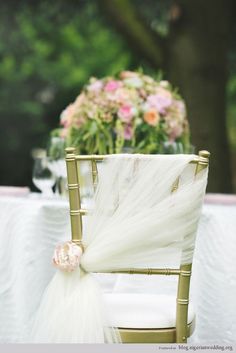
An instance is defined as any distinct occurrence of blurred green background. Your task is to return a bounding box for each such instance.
[0,0,235,192]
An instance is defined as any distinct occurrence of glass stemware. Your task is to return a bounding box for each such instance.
[32,157,56,197]
[47,137,67,196]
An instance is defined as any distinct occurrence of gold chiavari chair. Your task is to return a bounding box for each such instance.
[65,148,210,343]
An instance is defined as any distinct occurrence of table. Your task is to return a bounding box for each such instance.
[0,195,69,342]
[0,194,235,343]
[190,203,236,343]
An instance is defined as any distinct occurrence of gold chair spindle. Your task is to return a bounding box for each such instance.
[91,158,98,191]
[65,147,83,245]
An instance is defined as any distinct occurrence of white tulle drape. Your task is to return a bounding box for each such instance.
[31,154,208,343]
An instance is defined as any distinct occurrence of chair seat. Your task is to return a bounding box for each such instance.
[104,293,195,329]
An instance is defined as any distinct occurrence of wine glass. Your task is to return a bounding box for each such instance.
[32,157,56,197]
[47,137,67,196]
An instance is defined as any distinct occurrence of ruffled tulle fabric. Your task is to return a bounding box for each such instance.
[31,154,208,343]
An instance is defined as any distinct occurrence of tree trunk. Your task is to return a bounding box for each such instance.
[167,0,233,192]
[99,0,233,192]
[99,0,165,69]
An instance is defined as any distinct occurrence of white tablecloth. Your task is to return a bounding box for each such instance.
[0,194,235,343]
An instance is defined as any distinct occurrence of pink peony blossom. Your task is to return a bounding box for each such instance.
[104,80,121,92]
[123,125,133,140]
[118,104,135,123]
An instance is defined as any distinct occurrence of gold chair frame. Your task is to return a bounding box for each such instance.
[65,148,210,343]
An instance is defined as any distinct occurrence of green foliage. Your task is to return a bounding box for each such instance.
[0,0,131,185]
[1,0,235,187]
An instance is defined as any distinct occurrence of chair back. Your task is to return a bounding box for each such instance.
[65,149,209,343]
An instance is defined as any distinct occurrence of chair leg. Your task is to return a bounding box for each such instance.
[176,264,192,343]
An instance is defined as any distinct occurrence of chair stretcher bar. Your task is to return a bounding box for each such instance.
[74,150,210,166]
[95,268,191,276]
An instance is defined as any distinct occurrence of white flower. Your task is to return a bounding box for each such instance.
[124,77,143,88]
[160,80,169,88]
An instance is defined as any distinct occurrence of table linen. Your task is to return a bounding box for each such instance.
[0,194,235,342]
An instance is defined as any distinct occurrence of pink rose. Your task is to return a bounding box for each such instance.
[53,241,83,272]
[118,104,135,123]
[104,80,121,92]
[123,125,133,140]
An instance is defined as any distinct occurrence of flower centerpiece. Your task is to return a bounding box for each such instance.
[52,71,191,155]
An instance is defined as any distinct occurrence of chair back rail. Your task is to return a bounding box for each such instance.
[65,148,210,343]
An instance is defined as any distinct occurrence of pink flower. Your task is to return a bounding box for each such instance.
[75,93,85,106]
[147,89,172,114]
[166,119,183,141]
[87,80,103,92]
[104,80,121,92]
[169,125,183,141]
[53,241,83,272]
[124,125,133,140]
[173,100,186,119]
[60,103,75,128]
[115,88,135,103]
[118,104,135,123]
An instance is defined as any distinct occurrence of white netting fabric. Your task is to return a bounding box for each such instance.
[31,154,208,343]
